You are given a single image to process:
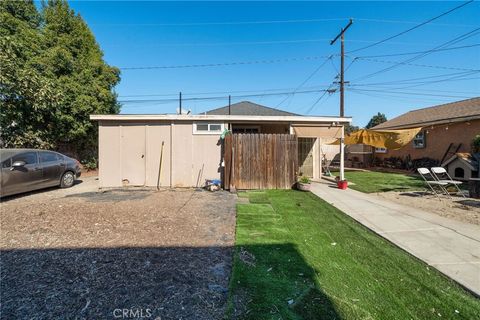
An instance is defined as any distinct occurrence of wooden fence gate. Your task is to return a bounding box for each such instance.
[224,133,298,190]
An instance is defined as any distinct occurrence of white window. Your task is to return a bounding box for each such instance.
[193,122,225,134]
[413,131,426,149]
[375,147,388,153]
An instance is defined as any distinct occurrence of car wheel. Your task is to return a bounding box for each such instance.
[60,171,75,188]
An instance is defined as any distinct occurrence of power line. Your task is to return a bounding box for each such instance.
[346,87,474,99]
[119,88,332,104]
[356,43,480,58]
[351,56,479,72]
[354,18,478,28]
[276,56,333,107]
[348,89,457,105]
[352,27,480,81]
[120,55,335,70]
[93,18,349,26]
[119,42,478,70]
[350,70,478,86]
[118,84,335,98]
[92,17,478,28]
[349,84,480,95]
[104,38,463,49]
[347,1,474,54]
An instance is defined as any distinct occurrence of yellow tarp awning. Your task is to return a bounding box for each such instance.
[329,128,422,150]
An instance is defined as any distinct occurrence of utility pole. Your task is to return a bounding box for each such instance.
[330,19,353,183]
[179,92,182,114]
[330,18,353,117]
[228,95,231,130]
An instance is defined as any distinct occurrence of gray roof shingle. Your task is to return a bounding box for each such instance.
[373,97,480,129]
[204,101,299,116]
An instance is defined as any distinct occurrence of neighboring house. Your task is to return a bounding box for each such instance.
[372,97,480,163]
[90,101,351,188]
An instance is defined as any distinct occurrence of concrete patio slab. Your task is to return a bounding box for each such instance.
[310,180,480,296]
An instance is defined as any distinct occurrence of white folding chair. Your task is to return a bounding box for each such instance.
[417,168,449,198]
[431,167,466,198]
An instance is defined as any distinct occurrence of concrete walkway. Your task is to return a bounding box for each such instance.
[310,180,480,296]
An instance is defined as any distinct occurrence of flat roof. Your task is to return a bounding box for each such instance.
[90,114,352,124]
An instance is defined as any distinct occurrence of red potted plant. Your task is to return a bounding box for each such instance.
[335,176,348,190]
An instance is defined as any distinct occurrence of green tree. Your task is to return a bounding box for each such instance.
[365,112,387,129]
[0,0,59,148]
[345,124,360,134]
[0,0,120,160]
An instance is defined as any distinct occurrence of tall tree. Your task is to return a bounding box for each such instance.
[365,112,387,129]
[0,0,59,148]
[0,0,120,160]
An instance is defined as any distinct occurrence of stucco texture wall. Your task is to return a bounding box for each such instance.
[376,120,480,161]
[98,121,222,188]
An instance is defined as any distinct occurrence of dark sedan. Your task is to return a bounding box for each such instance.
[0,149,81,197]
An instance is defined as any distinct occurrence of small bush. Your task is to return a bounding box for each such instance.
[298,176,311,184]
[81,157,97,171]
[472,135,480,153]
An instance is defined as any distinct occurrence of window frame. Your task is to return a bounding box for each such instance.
[374,147,388,154]
[193,122,225,135]
[412,131,426,149]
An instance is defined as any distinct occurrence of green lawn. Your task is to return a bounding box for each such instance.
[333,170,425,193]
[227,190,479,319]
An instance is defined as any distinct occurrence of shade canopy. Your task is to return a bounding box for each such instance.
[291,125,342,138]
[330,128,422,150]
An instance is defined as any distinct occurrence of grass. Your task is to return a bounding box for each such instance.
[227,190,480,319]
[333,170,425,193]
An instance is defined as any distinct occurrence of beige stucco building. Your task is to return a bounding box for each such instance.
[90,102,351,188]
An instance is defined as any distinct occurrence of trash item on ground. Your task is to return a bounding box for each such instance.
[205,179,221,191]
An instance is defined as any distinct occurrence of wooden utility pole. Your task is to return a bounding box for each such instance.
[330,19,353,117]
[330,19,353,182]
[228,95,232,130]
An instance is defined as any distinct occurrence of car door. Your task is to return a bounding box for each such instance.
[39,151,64,187]
[5,151,43,195]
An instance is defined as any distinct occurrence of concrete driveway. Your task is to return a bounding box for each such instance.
[1,176,236,319]
[311,180,480,296]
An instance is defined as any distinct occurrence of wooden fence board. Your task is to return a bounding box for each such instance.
[224,133,298,190]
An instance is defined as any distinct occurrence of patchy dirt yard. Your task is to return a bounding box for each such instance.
[0,177,236,319]
[376,191,480,225]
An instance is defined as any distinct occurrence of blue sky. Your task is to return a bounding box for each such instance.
[67,1,479,127]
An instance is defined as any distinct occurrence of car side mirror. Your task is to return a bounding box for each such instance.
[11,161,26,169]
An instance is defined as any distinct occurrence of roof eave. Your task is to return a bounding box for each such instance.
[90,114,352,123]
[373,114,480,130]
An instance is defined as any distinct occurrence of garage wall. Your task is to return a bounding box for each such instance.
[99,122,122,187]
[98,120,222,188]
[145,123,171,187]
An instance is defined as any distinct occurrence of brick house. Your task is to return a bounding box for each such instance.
[372,97,480,164]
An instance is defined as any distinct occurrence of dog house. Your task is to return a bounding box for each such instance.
[442,153,479,181]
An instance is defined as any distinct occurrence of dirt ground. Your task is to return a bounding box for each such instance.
[376,191,480,225]
[0,176,236,319]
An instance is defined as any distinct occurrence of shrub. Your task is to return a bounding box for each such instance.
[298,176,311,184]
[81,157,98,171]
[472,135,480,153]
